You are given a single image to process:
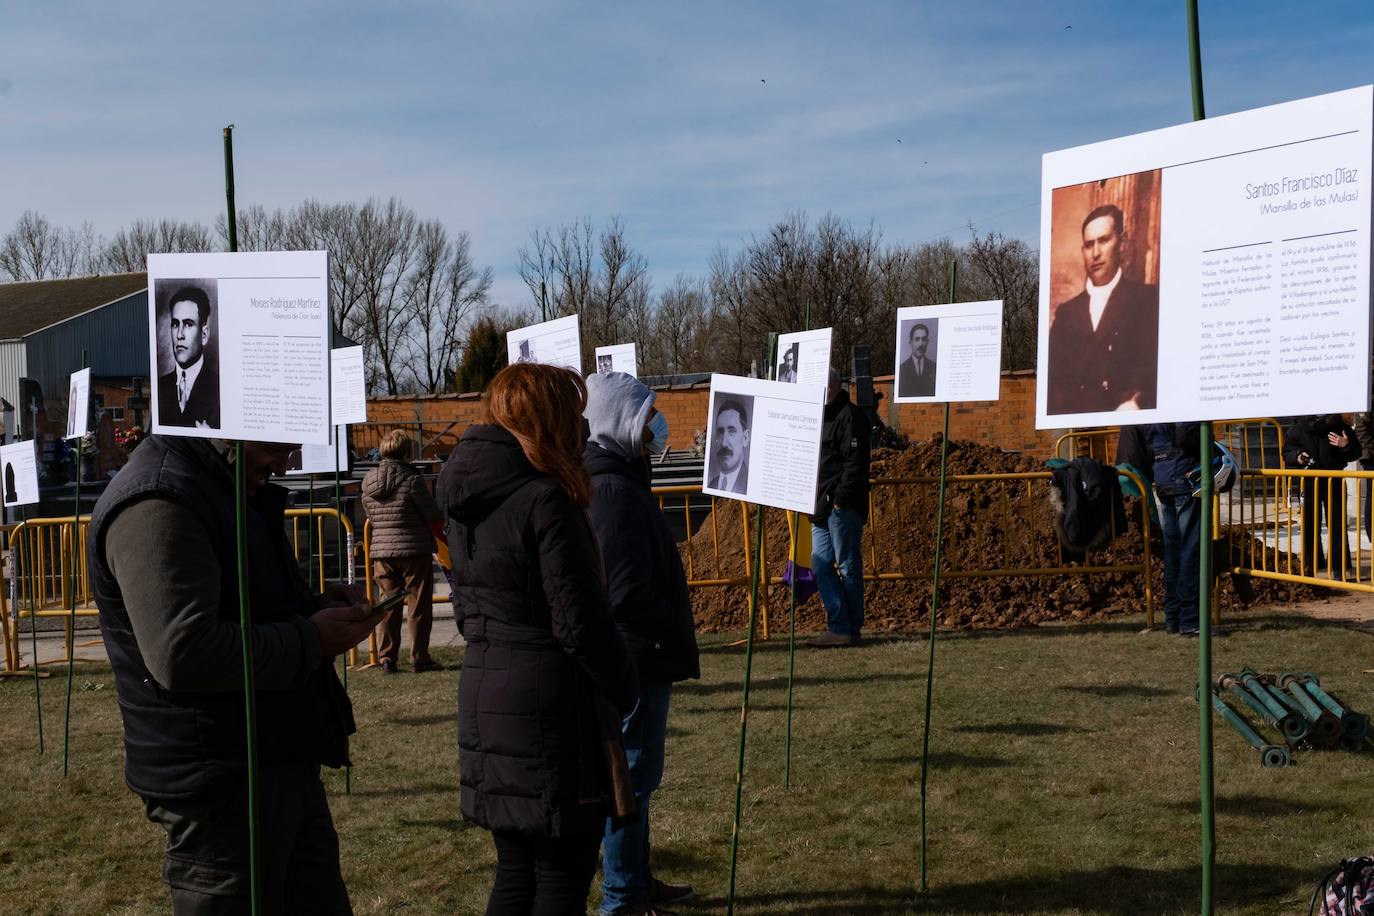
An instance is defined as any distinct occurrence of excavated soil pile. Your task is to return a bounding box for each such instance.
[683,435,1321,634]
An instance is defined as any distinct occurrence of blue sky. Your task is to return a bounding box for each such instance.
[2,1,1371,306]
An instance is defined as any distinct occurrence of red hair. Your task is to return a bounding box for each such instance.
[485,363,592,507]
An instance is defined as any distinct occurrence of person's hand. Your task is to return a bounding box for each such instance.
[1328,431,1350,448]
[1295,451,1311,467]
[310,602,387,657]
[317,582,365,610]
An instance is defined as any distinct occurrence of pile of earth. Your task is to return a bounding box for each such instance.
[682,434,1323,634]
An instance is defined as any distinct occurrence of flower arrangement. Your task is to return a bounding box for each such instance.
[114,425,147,453]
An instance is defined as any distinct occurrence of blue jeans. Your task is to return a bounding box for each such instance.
[600,682,672,914]
[1158,492,1200,632]
[812,507,865,637]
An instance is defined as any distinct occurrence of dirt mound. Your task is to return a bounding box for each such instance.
[682,435,1322,634]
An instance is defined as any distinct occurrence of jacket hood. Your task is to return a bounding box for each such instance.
[362,458,412,500]
[584,371,654,462]
[440,424,543,522]
[823,386,851,418]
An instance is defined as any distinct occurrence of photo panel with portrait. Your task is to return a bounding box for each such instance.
[774,327,833,387]
[148,251,333,445]
[893,302,1003,403]
[701,374,825,514]
[506,314,582,374]
[0,440,40,508]
[595,342,638,377]
[1036,85,1372,427]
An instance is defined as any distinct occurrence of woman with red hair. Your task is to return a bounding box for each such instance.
[438,363,638,915]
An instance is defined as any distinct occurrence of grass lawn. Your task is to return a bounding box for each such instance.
[2,609,1372,914]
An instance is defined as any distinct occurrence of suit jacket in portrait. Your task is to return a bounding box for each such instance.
[1046,277,1159,415]
[897,355,937,397]
[709,460,749,495]
[158,363,221,429]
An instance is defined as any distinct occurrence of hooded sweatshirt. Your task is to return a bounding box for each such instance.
[360,458,442,558]
[583,373,700,683]
[584,371,655,461]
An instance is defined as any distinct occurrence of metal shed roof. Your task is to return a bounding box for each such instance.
[0,272,148,339]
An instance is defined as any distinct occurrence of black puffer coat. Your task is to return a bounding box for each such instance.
[584,442,700,685]
[1284,415,1360,470]
[438,424,638,839]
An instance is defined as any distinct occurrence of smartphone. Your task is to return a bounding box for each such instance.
[372,591,406,615]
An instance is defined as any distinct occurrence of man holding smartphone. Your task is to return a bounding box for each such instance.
[91,436,384,915]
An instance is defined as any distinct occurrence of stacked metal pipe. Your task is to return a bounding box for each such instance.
[1205,668,1370,767]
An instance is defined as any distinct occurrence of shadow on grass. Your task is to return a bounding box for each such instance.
[1058,683,1175,698]
[393,713,452,727]
[1162,793,1345,817]
[346,782,455,798]
[954,721,1090,736]
[717,862,1316,913]
[675,672,915,696]
[866,751,1016,769]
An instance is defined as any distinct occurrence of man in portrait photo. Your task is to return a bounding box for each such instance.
[708,397,751,495]
[597,354,614,374]
[1047,203,1159,415]
[157,285,221,429]
[778,344,799,383]
[897,321,937,397]
[67,384,79,438]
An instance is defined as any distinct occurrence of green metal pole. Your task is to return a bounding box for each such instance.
[306,473,316,590]
[62,349,88,777]
[784,302,810,789]
[20,502,43,753]
[726,503,766,916]
[919,260,957,893]
[225,123,261,916]
[1187,4,1215,912]
[333,424,350,794]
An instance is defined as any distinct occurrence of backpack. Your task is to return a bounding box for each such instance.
[1310,857,1374,915]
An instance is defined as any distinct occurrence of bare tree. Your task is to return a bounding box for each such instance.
[647,274,712,378]
[0,211,99,280]
[101,218,213,272]
[964,229,1039,370]
[345,198,419,394]
[404,220,494,393]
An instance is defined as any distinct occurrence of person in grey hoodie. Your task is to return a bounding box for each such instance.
[583,372,700,915]
[361,430,443,673]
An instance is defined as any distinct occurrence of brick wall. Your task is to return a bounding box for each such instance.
[361,372,1062,459]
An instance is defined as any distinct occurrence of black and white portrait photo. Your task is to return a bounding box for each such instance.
[66,383,79,439]
[896,317,939,398]
[776,342,800,383]
[706,393,753,496]
[3,462,15,505]
[154,279,222,430]
[597,354,614,374]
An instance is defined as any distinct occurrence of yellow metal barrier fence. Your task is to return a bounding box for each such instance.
[5,472,1163,668]
[1054,428,1120,463]
[1224,466,1374,592]
[2,508,361,673]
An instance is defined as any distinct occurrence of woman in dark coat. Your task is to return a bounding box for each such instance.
[438,363,638,915]
[1284,414,1360,577]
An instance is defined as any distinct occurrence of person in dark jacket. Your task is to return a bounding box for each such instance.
[439,363,639,916]
[1353,405,1374,538]
[582,372,700,916]
[91,435,384,915]
[361,429,443,674]
[1284,414,1360,577]
[808,369,871,647]
[1118,423,1206,634]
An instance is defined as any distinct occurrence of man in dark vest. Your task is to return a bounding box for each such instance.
[91,435,384,914]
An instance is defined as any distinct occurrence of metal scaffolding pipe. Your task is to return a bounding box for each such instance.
[1209,692,1291,768]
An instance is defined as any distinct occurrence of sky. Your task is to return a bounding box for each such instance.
[2,1,1372,307]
